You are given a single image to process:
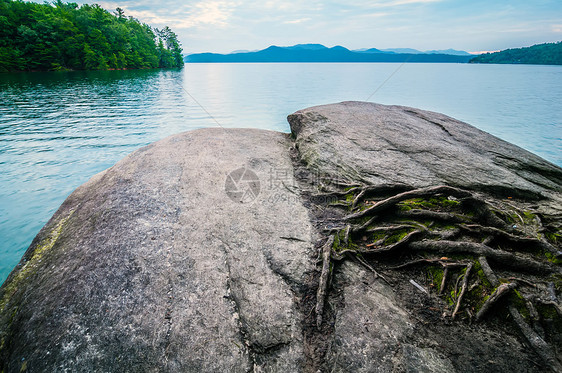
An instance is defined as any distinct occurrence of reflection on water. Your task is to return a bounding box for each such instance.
[1,63,561,284]
[0,69,198,284]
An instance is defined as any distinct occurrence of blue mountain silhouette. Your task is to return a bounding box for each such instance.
[185,44,474,63]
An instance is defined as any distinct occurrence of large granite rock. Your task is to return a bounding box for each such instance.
[1,102,561,372]
[0,129,316,372]
[288,101,562,202]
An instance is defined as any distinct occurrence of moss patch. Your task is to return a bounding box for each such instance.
[545,231,561,244]
[545,251,562,265]
[427,266,444,292]
[384,229,410,245]
[332,228,359,253]
[509,289,530,320]
[398,196,460,212]
[0,211,73,313]
[522,211,536,222]
[473,260,492,289]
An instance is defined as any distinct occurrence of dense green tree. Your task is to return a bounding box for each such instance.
[163,27,184,67]
[470,42,562,65]
[154,26,183,68]
[157,39,174,68]
[0,0,184,72]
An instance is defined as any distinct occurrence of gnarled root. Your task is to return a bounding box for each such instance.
[409,240,558,274]
[315,236,334,328]
[475,282,517,322]
[344,185,471,221]
[452,263,473,319]
[311,182,561,367]
[509,305,562,373]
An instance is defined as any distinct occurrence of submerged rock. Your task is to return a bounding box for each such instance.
[1,102,561,372]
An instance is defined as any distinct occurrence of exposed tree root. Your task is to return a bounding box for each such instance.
[460,196,509,229]
[475,282,517,322]
[452,263,472,319]
[365,224,421,234]
[460,224,561,257]
[472,245,560,370]
[537,300,562,316]
[409,240,558,274]
[439,267,449,296]
[316,236,334,328]
[397,209,468,224]
[344,185,471,221]
[351,254,391,286]
[509,305,562,373]
[506,277,538,288]
[311,182,562,369]
[478,256,499,286]
[387,258,461,270]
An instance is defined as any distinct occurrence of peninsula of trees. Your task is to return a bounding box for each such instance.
[0,0,184,72]
[469,41,562,65]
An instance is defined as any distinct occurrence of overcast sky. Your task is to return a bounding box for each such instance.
[75,0,562,54]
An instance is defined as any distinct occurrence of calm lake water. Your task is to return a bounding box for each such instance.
[1,63,561,284]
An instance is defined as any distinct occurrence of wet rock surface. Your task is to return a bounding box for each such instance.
[1,102,561,372]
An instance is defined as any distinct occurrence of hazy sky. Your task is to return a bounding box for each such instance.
[76,0,562,54]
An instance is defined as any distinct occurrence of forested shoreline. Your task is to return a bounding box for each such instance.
[469,41,562,65]
[0,0,183,72]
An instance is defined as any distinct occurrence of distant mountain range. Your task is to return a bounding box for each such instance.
[184,44,475,63]
[379,48,472,56]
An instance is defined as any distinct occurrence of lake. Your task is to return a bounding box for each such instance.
[1,63,561,285]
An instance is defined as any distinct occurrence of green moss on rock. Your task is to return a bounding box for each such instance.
[0,211,73,313]
[398,196,460,212]
[427,266,444,292]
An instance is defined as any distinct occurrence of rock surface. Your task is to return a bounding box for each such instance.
[1,102,561,372]
[288,101,562,202]
[0,129,316,372]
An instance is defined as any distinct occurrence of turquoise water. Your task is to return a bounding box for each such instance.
[1,63,561,285]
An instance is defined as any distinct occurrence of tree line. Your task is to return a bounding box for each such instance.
[469,41,562,65]
[0,0,184,72]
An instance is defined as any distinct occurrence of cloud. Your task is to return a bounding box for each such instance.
[353,12,390,19]
[338,0,441,8]
[76,0,562,54]
[88,0,430,33]
[263,1,293,11]
[177,1,238,28]
[384,0,441,5]
[283,18,312,24]
[90,1,239,29]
